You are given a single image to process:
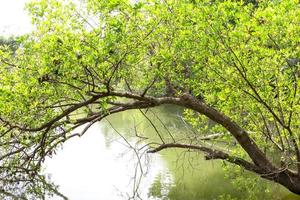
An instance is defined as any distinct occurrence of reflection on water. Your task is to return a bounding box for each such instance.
[45,123,170,200]
[45,105,300,200]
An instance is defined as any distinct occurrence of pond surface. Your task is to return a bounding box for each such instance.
[45,105,300,200]
[46,123,169,200]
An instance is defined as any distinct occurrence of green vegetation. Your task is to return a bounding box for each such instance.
[0,0,299,199]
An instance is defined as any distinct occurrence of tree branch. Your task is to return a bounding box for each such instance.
[148,143,262,174]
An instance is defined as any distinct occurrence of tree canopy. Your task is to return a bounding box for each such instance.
[0,0,300,199]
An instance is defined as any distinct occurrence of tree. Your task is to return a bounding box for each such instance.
[0,37,18,51]
[0,0,299,199]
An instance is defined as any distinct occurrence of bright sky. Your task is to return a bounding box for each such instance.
[0,0,32,36]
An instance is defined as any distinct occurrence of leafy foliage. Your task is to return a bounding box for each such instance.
[0,0,300,199]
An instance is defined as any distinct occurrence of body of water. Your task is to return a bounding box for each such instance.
[45,105,300,200]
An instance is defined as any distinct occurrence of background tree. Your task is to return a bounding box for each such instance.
[0,0,299,199]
